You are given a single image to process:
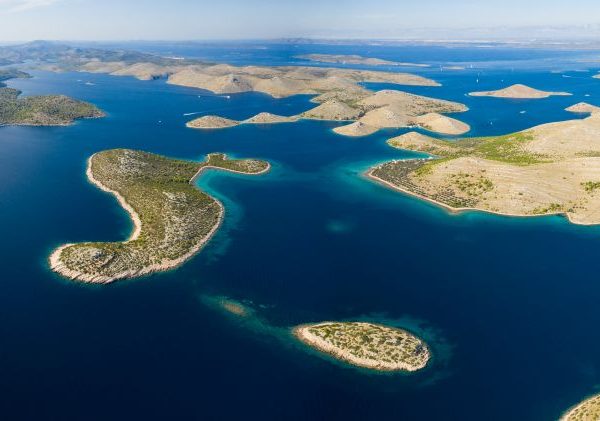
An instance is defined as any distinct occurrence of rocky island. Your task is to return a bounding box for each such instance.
[368,113,600,225]
[561,394,600,421]
[296,53,429,67]
[189,89,470,137]
[50,150,269,283]
[294,322,430,372]
[186,112,298,129]
[566,102,600,114]
[469,84,571,99]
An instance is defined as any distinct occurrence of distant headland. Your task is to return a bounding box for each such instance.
[0,41,472,136]
[296,53,430,67]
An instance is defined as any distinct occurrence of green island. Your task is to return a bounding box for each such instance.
[294,322,430,372]
[0,87,104,126]
[368,113,600,225]
[561,394,600,421]
[49,149,270,283]
[0,69,104,126]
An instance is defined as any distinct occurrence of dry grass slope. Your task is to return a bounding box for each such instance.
[370,115,600,225]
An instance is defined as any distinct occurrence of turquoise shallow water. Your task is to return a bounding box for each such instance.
[2,44,600,420]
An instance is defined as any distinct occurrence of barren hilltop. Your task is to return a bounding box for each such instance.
[469,84,572,99]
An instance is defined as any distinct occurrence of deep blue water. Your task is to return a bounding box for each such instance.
[2,44,600,420]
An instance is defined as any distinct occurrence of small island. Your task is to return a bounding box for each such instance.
[561,394,600,421]
[50,150,269,283]
[469,84,571,99]
[566,102,600,114]
[368,113,600,225]
[186,112,298,129]
[296,53,430,68]
[294,322,430,372]
[0,69,31,87]
[189,89,470,137]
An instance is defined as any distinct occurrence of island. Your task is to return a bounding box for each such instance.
[0,69,31,87]
[561,394,600,421]
[0,42,469,136]
[49,150,270,283]
[186,112,298,129]
[189,89,470,137]
[293,322,430,372]
[295,54,430,67]
[0,69,103,126]
[469,84,572,99]
[566,102,600,114]
[0,87,104,126]
[368,113,600,225]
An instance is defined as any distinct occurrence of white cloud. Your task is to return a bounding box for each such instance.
[0,0,60,13]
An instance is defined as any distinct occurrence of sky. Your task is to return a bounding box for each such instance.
[2,0,600,41]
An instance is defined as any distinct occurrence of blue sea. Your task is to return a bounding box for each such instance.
[2,42,600,420]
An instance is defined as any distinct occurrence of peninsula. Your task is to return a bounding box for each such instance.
[294,322,430,372]
[49,150,269,283]
[369,113,600,225]
[188,89,470,137]
[296,54,430,67]
[469,84,572,99]
[561,394,600,421]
